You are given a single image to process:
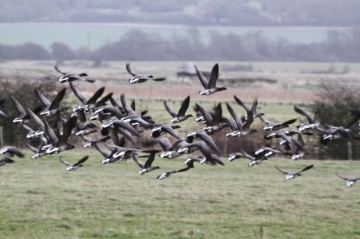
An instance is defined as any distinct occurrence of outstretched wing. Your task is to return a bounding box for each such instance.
[126,63,138,76]
[275,166,289,175]
[54,65,66,75]
[73,155,89,166]
[59,156,72,166]
[194,65,209,89]
[207,63,219,89]
[298,164,314,173]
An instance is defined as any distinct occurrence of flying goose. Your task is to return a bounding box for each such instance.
[278,133,308,160]
[294,105,321,132]
[126,63,166,84]
[0,146,25,158]
[44,115,77,154]
[164,95,193,124]
[54,65,95,83]
[35,88,67,116]
[132,150,161,175]
[0,156,15,166]
[275,164,314,180]
[225,101,258,137]
[80,135,111,148]
[59,155,89,171]
[228,149,264,166]
[10,95,42,124]
[142,137,182,159]
[156,161,194,180]
[195,63,227,95]
[151,123,181,139]
[196,103,229,134]
[335,173,360,187]
[259,114,297,131]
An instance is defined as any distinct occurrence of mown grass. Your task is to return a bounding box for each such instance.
[1,151,360,239]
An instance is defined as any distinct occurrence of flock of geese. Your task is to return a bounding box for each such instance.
[0,62,359,186]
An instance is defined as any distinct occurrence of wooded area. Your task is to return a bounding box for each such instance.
[1,28,360,62]
[1,0,360,26]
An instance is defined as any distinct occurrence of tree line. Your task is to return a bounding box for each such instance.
[2,0,360,27]
[1,28,360,62]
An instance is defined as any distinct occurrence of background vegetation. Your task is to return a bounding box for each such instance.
[1,28,360,62]
[2,0,360,27]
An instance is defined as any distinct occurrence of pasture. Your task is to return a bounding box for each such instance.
[1,151,360,239]
[1,60,360,238]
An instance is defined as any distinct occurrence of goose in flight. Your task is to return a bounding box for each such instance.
[195,63,227,95]
[275,164,314,180]
[126,63,166,84]
[54,65,95,83]
[59,155,89,171]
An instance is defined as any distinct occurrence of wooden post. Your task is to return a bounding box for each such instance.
[0,127,3,147]
[348,141,352,160]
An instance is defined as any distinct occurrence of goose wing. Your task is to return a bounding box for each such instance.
[49,88,67,110]
[294,105,314,123]
[297,164,314,173]
[207,63,219,89]
[69,82,87,104]
[275,166,289,175]
[59,156,72,166]
[73,155,89,166]
[177,95,190,116]
[10,95,26,117]
[335,173,350,180]
[163,101,177,118]
[194,65,209,89]
[54,65,66,75]
[126,63,139,76]
[34,89,51,108]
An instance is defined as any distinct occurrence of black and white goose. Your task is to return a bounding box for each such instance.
[0,146,25,158]
[10,95,42,124]
[156,160,194,180]
[54,65,95,83]
[132,150,161,175]
[195,63,226,95]
[164,95,193,124]
[259,114,297,131]
[0,157,15,166]
[335,173,360,187]
[294,105,321,132]
[275,164,314,180]
[126,63,166,84]
[59,155,89,171]
[225,101,257,137]
[35,88,67,116]
[151,123,181,139]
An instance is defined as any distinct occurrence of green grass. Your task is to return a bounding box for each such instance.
[1,151,360,239]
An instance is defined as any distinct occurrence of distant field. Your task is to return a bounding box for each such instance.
[1,151,360,239]
[2,60,360,111]
[0,23,350,50]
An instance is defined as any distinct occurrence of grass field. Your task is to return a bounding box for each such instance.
[0,23,350,50]
[1,60,360,238]
[1,151,360,239]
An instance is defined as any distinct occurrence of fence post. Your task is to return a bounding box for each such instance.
[0,127,3,147]
[348,141,352,160]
